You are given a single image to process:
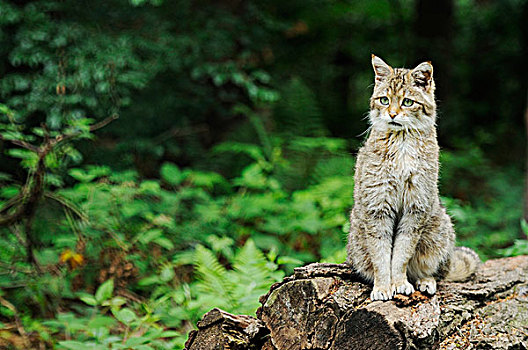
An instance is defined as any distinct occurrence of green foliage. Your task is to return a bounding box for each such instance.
[440,146,523,259]
[156,239,284,331]
[498,220,528,257]
[0,132,354,347]
[275,78,325,137]
[499,239,528,257]
[42,282,182,350]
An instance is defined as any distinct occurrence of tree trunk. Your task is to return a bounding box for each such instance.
[186,256,528,350]
[523,0,528,238]
[525,88,528,236]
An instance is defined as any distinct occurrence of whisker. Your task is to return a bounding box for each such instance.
[361,112,371,121]
[357,124,372,138]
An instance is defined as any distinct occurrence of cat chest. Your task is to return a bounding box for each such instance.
[362,149,429,211]
[388,153,418,180]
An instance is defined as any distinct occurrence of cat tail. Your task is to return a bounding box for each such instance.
[444,246,481,281]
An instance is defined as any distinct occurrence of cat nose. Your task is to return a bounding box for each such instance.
[389,112,397,119]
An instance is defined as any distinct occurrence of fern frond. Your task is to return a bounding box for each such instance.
[230,240,283,313]
[275,78,325,137]
[193,245,235,309]
[213,142,267,163]
[310,155,354,184]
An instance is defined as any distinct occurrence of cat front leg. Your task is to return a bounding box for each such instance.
[391,212,423,295]
[366,216,395,301]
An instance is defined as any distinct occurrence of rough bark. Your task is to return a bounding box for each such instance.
[184,308,272,350]
[186,256,528,350]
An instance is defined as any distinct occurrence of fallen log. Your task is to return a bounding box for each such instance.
[184,308,271,349]
[185,256,528,349]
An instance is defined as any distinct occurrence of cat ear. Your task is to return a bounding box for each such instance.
[411,61,433,90]
[371,54,393,82]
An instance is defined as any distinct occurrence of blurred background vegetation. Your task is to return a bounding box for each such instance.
[0,0,526,348]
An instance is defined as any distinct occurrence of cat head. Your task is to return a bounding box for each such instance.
[369,55,436,133]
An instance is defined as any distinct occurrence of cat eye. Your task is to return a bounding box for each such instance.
[379,97,389,105]
[402,98,414,107]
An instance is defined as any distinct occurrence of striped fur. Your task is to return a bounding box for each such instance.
[444,246,481,281]
[346,55,480,301]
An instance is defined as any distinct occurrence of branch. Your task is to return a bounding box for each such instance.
[0,137,39,152]
[89,113,119,132]
[0,295,31,348]
[8,225,27,248]
[0,114,119,227]
[0,157,46,227]
[47,114,119,152]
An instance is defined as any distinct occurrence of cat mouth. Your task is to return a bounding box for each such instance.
[388,121,402,127]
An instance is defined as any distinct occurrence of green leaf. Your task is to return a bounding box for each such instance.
[124,336,148,347]
[213,142,267,163]
[79,294,97,306]
[57,341,85,350]
[137,275,161,286]
[7,149,38,168]
[95,279,114,303]
[521,219,528,236]
[137,229,163,244]
[69,168,97,183]
[160,330,180,337]
[139,180,161,195]
[105,296,127,308]
[130,0,147,6]
[277,256,304,266]
[160,162,185,186]
[0,186,20,199]
[0,104,16,118]
[153,237,174,250]
[88,316,116,329]
[31,127,45,137]
[186,170,226,189]
[115,308,137,324]
[101,336,122,345]
[159,265,175,282]
[1,130,25,141]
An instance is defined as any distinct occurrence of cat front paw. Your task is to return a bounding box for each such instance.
[416,277,437,295]
[370,284,395,301]
[392,280,415,296]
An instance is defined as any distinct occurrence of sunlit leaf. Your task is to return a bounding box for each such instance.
[95,279,114,304]
[115,308,137,325]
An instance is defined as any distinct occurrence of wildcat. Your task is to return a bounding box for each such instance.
[346,55,480,301]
